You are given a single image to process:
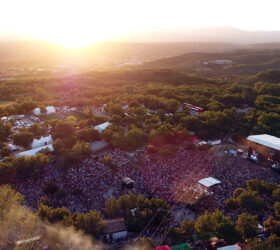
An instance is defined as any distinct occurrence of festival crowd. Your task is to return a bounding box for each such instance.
[13,143,279,220]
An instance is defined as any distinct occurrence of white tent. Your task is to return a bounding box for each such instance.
[33,106,56,116]
[247,134,280,151]
[198,177,221,187]
[15,144,53,157]
[46,106,56,114]
[33,108,41,115]
[218,245,241,250]
[31,135,52,149]
[208,139,221,146]
[94,122,111,134]
[8,144,17,151]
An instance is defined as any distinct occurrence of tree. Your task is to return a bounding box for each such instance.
[74,210,105,238]
[233,187,246,198]
[180,219,195,236]
[75,128,101,142]
[13,131,34,148]
[29,122,45,137]
[125,126,144,151]
[82,107,94,119]
[0,142,10,158]
[0,185,37,249]
[264,216,280,236]
[110,115,123,125]
[246,238,267,250]
[71,141,91,164]
[195,210,239,243]
[236,212,258,240]
[247,179,278,196]
[236,190,263,211]
[272,189,280,202]
[146,144,158,154]
[274,202,280,218]
[129,100,140,108]
[110,104,123,116]
[103,194,170,232]
[166,99,180,113]
[0,121,12,141]
[52,120,76,140]
[53,138,66,155]
[224,198,239,211]
[103,154,117,170]
[266,234,280,248]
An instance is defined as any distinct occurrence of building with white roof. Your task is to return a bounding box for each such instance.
[94,122,111,134]
[31,135,52,149]
[247,134,280,151]
[247,134,280,168]
[198,177,221,187]
[33,106,56,116]
[15,144,53,158]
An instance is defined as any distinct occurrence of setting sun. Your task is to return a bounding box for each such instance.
[1,0,280,48]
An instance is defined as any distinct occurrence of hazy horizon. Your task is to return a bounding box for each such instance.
[2,0,280,47]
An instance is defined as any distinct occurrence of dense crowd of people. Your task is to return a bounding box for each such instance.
[142,144,279,214]
[13,144,279,218]
[13,150,150,213]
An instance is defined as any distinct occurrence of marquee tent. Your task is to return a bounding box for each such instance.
[198,177,221,187]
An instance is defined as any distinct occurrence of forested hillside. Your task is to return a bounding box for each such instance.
[143,49,280,78]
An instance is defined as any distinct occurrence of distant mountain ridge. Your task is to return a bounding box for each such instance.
[115,26,280,44]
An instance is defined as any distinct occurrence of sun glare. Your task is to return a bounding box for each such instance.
[1,0,280,48]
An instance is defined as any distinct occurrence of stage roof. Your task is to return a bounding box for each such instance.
[198,177,221,187]
[247,134,280,151]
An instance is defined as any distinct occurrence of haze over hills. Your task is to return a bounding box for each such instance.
[115,26,280,43]
[3,26,280,44]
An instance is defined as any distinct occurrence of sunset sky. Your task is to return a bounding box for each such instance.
[1,0,280,47]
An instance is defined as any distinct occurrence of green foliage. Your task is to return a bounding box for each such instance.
[236,190,264,211]
[146,144,158,154]
[0,121,12,141]
[264,216,280,236]
[236,212,258,240]
[73,210,105,237]
[103,193,170,232]
[13,131,34,148]
[38,201,105,238]
[0,185,38,249]
[195,210,240,243]
[247,179,278,196]
[0,153,49,184]
[274,202,280,218]
[103,154,117,170]
[103,124,144,151]
[29,122,45,137]
[52,120,76,140]
[53,139,91,170]
[110,114,123,125]
[224,198,239,211]
[233,187,246,198]
[70,141,91,164]
[110,104,123,116]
